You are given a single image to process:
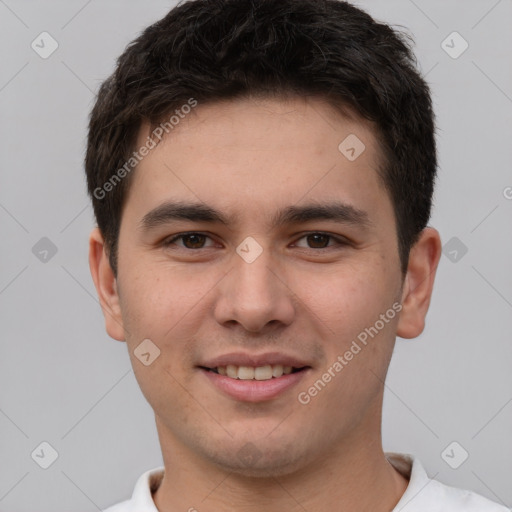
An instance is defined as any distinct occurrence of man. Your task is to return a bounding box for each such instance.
[86,0,508,510]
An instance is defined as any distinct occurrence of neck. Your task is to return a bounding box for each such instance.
[152,407,409,511]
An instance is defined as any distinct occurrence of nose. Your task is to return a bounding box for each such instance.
[213,245,296,333]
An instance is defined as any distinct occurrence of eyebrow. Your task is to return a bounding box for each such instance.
[139,200,373,232]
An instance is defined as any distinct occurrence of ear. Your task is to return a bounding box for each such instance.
[88,227,125,341]
[396,227,442,339]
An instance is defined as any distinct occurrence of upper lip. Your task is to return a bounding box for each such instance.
[199,352,311,369]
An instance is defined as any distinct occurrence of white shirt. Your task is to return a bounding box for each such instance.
[102,452,509,511]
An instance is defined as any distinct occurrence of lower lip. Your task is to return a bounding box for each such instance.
[200,368,309,402]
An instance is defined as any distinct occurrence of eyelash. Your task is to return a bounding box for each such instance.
[162,231,349,251]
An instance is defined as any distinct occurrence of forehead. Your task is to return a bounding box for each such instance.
[125,96,392,230]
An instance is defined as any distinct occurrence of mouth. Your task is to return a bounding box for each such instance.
[198,355,312,402]
[199,364,309,381]
[198,352,312,402]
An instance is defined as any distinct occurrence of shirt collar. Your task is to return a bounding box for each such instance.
[387,452,436,510]
[129,466,164,511]
[129,453,429,511]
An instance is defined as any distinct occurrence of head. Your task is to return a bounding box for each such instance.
[87,0,441,477]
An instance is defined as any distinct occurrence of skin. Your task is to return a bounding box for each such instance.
[89,95,442,511]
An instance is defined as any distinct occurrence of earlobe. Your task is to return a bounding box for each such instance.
[88,228,126,341]
[396,227,442,340]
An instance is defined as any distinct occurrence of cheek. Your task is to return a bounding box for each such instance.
[294,259,400,408]
[118,265,205,413]
[118,259,226,391]
[294,262,392,341]
[297,271,397,432]
[118,258,215,337]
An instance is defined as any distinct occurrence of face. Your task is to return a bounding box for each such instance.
[91,96,433,477]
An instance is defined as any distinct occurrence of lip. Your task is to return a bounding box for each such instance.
[200,367,310,402]
[199,351,311,369]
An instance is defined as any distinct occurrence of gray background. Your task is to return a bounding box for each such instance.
[1,0,511,510]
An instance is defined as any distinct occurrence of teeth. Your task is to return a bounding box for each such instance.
[213,364,300,380]
[238,366,255,380]
[254,365,273,380]
[226,365,238,378]
[272,364,284,378]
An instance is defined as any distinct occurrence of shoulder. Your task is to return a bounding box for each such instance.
[422,477,510,511]
[102,500,132,512]
[387,452,509,512]
[101,466,165,512]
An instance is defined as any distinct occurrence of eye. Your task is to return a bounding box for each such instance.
[162,231,349,251]
[293,232,349,249]
[163,232,216,249]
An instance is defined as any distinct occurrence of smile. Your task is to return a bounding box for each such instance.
[201,364,306,381]
[199,365,310,402]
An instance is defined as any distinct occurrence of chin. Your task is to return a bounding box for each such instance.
[204,440,308,478]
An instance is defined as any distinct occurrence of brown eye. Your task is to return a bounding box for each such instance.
[163,233,214,249]
[181,234,207,248]
[294,232,348,249]
[306,233,331,248]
